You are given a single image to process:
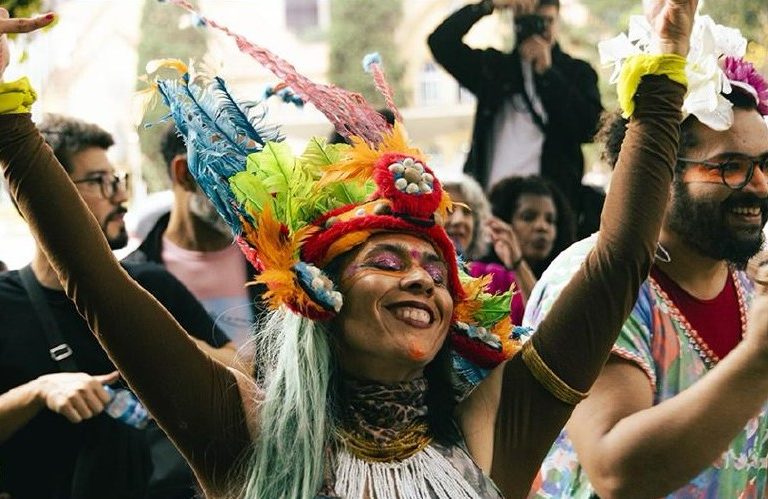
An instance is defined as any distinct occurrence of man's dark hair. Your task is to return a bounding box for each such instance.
[599,88,760,171]
[537,0,560,8]
[38,114,114,174]
[160,124,187,175]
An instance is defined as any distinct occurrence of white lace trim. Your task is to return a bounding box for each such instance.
[334,445,482,499]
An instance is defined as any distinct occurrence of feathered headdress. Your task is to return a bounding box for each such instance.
[145,1,527,393]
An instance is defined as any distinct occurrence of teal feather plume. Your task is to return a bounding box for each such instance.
[155,72,282,233]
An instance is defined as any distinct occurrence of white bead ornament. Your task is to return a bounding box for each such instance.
[335,445,482,499]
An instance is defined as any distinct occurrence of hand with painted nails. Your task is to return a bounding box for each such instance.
[0,7,55,81]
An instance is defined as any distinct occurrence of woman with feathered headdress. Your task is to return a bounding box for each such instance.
[0,0,696,497]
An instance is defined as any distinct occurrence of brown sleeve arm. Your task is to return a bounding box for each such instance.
[490,75,686,496]
[0,114,250,494]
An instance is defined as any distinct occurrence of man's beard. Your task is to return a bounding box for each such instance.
[102,207,129,250]
[189,191,232,237]
[667,180,768,268]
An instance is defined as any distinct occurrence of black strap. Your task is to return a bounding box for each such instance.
[519,75,547,132]
[512,54,547,132]
[19,265,79,372]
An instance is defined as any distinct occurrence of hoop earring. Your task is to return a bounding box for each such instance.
[655,242,671,263]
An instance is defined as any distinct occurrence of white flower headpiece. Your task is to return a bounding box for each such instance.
[599,14,751,131]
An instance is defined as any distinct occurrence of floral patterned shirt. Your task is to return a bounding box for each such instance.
[523,235,767,499]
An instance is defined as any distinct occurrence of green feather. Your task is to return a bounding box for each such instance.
[475,293,513,327]
[327,181,374,206]
[253,142,295,195]
[230,172,273,215]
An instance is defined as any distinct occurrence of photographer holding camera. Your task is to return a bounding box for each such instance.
[428,0,603,236]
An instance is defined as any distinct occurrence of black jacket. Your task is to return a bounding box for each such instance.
[428,1,603,208]
[123,212,266,322]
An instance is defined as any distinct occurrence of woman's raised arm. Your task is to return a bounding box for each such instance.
[458,0,697,495]
[0,10,250,494]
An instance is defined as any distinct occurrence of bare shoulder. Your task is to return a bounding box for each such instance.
[227,366,264,440]
[456,361,508,472]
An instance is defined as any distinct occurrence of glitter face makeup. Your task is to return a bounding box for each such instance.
[334,233,453,381]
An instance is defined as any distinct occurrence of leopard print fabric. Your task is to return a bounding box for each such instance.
[339,376,429,445]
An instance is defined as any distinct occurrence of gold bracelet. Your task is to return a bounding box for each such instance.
[521,340,589,405]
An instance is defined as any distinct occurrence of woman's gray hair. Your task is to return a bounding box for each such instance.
[442,174,491,260]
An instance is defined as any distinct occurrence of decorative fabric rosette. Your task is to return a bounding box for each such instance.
[145,0,526,394]
[599,14,767,130]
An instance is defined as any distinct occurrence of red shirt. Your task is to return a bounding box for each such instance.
[651,266,742,360]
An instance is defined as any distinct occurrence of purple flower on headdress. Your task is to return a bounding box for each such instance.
[723,56,768,116]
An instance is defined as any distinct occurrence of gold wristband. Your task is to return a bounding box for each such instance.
[521,340,589,405]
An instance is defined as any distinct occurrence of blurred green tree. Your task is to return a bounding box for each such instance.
[702,0,767,43]
[135,0,207,192]
[563,0,767,107]
[328,0,406,107]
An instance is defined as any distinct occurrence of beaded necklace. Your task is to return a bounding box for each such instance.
[649,268,747,369]
[315,376,492,499]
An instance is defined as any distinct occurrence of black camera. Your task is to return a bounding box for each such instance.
[514,14,548,43]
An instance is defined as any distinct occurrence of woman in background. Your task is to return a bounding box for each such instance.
[489,175,575,278]
[443,174,529,324]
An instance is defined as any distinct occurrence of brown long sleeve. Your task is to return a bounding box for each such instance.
[0,115,250,495]
[491,75,685,496]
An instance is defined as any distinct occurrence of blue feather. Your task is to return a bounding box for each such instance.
[155,72,283,234]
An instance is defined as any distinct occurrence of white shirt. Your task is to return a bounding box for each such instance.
[487,61,548,188]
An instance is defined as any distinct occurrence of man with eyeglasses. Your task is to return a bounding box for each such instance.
[0,114,236,498]
[524,79,768,495]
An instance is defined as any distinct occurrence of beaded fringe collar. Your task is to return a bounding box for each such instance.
[334,445,482,499]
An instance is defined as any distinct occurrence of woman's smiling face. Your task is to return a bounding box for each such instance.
[333,233,454,382]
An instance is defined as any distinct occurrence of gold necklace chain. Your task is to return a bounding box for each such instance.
[337,421,433,463]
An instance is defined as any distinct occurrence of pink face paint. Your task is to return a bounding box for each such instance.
[409,249,425,261]
[342,263,360,281]
[422,262,447,285]
[369,252,403,270]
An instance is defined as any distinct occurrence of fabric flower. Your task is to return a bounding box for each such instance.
[598,14,754,131]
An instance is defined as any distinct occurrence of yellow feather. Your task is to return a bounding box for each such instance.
[436,191,454,222]
[146,58,189,75]
[491,316,521,358]
[251,205,298,270]
[453,274,492,324]
[317,122,427,188]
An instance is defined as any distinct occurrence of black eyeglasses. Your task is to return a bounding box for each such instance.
[72,172,130,199]
[677,155,768,190]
